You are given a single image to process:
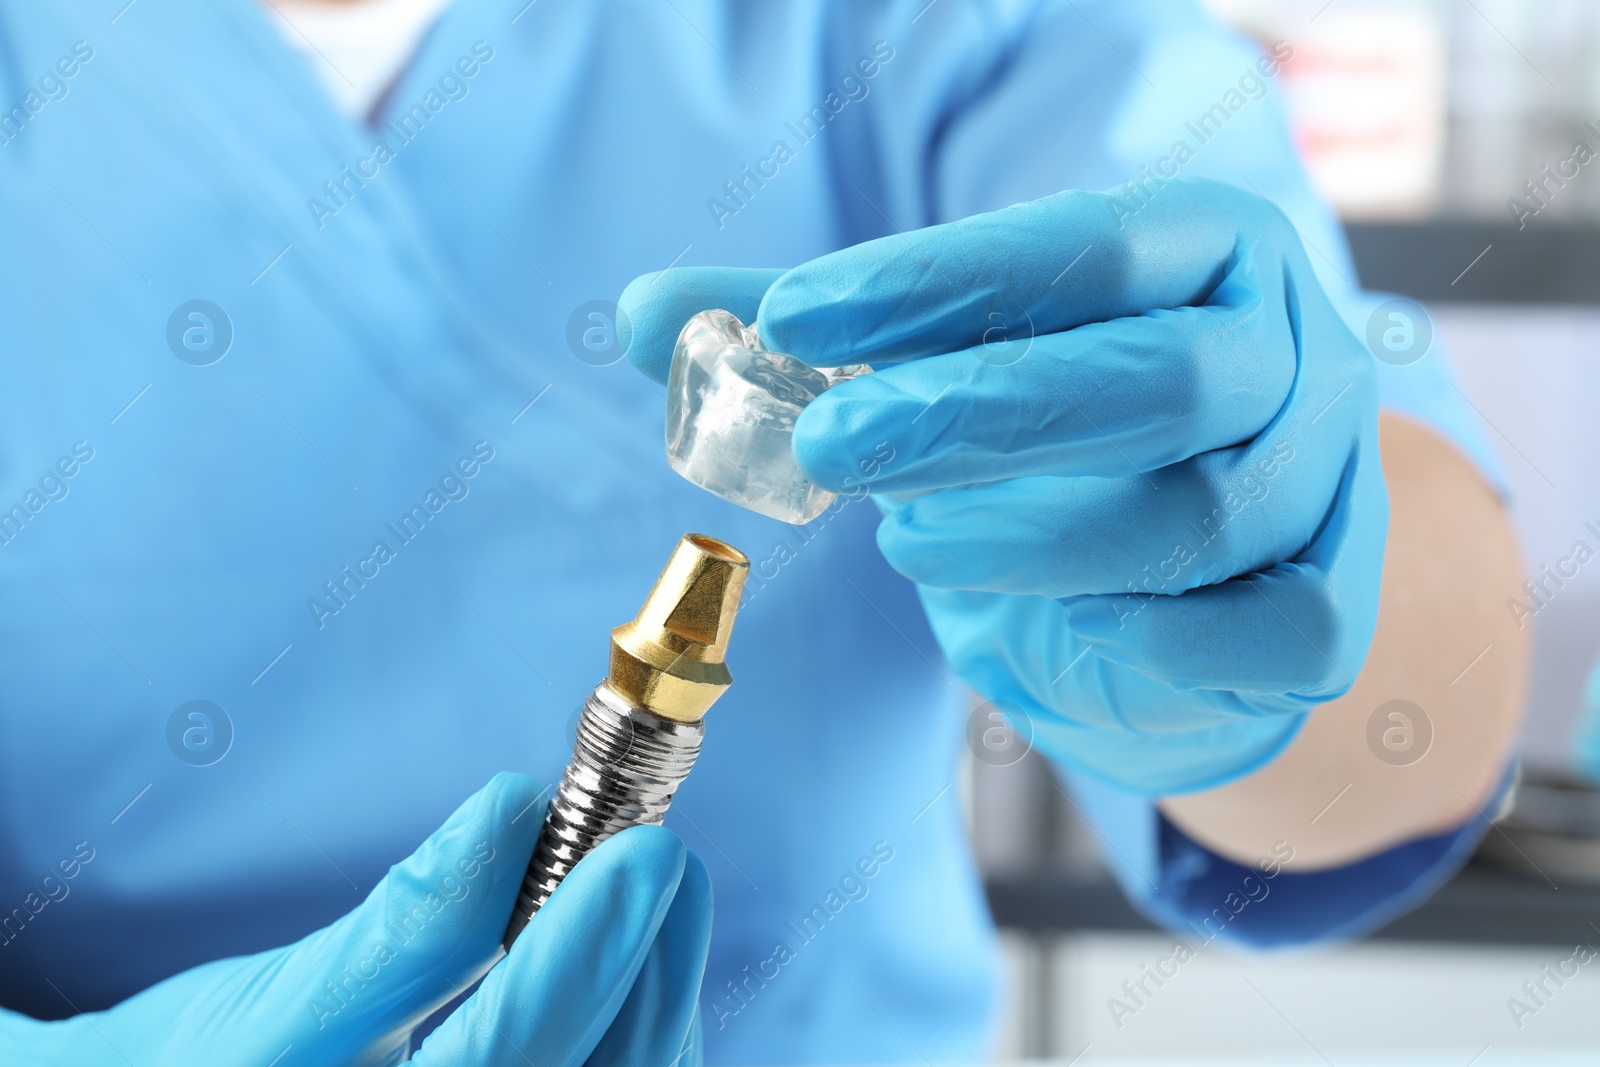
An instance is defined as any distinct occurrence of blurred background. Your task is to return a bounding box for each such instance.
[978,0,1600,1059]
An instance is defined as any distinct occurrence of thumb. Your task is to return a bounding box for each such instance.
[584,851,713,1067]
[410,825,689,1067]
[271,771,548,1060]
[618,266,784,384]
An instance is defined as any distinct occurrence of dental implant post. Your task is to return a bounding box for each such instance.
[504,532,749,948]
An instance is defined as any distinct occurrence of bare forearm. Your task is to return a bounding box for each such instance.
[1158,412,1529,870]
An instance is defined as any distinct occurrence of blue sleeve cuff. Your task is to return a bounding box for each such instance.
[1066,765,1513,947]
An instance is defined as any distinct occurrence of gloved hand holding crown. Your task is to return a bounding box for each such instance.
[623,176,1524,871]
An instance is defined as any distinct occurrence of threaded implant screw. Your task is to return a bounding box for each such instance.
[504,682,704,948]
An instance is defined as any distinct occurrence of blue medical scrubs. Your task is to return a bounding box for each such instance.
[0,0,1506,1061]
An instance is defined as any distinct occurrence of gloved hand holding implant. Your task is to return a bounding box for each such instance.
[624,178,1386,796]
[0,774,711,1066]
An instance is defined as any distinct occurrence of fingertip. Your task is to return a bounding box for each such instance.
[754,273,803,355]
[758,254,870,363]
[607,822,688,861]
[656,848,713,982]
[485,772,550,848]
[871,501,913,562]
[485,770,544,807]
[412,773,543,865]
[615,272,658,372]
[575,824,688,901]
[616,272,675,384]
[677,849,713,914]
[617,266,785,385]
[792,391,867,491]
[872,503,948,588]
[791,396,837,487]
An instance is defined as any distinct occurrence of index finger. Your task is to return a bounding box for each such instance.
[757,178,1260,365]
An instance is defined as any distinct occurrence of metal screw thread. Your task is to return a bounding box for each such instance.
[504,681,704,948]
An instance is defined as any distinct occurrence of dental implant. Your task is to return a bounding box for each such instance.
[503,532,749,948]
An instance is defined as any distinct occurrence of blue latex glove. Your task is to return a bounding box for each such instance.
[0,773,710,1066]
[623,179,1387,795]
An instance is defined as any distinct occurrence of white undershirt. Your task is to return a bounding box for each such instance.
[265,0,457,120]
